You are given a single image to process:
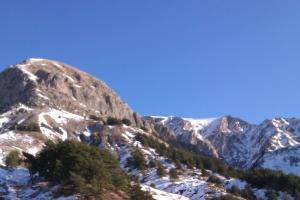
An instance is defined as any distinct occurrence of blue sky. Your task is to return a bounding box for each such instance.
[1,1,300,123]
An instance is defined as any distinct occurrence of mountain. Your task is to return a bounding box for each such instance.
[0,59,298,200]
[0,58,144,162]
[145,115,300,176]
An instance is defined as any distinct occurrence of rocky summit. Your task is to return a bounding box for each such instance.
[0,58,137,123]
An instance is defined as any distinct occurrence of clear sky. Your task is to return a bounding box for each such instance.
[1,1,300,123]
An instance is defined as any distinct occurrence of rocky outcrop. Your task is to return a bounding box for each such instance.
[0,58,138,124]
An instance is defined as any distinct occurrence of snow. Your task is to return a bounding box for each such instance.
[63,74,75,82]
[0,117,10,128]
[17,65,38,81]
[26,146,40,155]
[59,128,68,141]
[0,167,76,200]
[46,109,84,124]
[37,93,50,100]
[82,129,91,137]
[27,58,44,62]
[74,84,82,88]
[261,147,300,176]
[142,185,189,200]
[54,63,63,69]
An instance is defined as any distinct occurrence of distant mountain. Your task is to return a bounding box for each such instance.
[144,115,300,175]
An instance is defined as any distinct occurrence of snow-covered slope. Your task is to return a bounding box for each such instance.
[146,116,300,176]
[0,59,299,199]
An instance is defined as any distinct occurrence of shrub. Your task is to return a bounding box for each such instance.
[106,117,122,125]
[169,168,179,180]
[129,183,154,200]
[106,117,132,126]
[265,190,278,200]
[148,159,157,168]
[121,118,132,126]
[207,175,222,185]
[89,115,102,121]
[216,195,240,200]
[126,149,148,170]
[5,150,21,167]
[157,162,167,177]
[13,123,40,132]
[230,185,240,195]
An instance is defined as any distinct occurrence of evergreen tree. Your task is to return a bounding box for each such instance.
[157,162,167,177]
[126,149,147,170]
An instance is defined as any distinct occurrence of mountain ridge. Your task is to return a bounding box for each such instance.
[0,58,299,200]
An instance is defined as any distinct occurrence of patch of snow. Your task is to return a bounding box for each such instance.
[17,65,38,81]
[54,63,63,69]
[64,74,75,82]
[0,117,10,128]
[59,128,68,141]
[37,93,50,100]
[46,109,84,124]
[27,58,44,62]
[142,185,189,200]
[74,84,81,88]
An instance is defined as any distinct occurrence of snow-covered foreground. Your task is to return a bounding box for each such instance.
[0,167,75,200]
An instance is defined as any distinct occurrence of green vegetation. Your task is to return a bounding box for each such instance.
[265,190,278,200]
[5,150,21,167]
[207,175,222,185]
[12,123,40,132]
[126,148,148,170]
[129,183,153,200]
[169,168,179,180]
[89,115,103,121]
[229,185,240,195]
[135,133,300,198]
[106,117,132,126]
[216,195,240,200]
[24,140,153,199]
[156,162,167,177]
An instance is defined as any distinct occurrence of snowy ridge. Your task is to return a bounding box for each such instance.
[147,116,300,176]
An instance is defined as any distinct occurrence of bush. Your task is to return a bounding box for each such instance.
[216,195,240,200]
[126,149,148,170]
[230,185,240,195]
[122,118,132,126]
[265,190,278,200]
[5,150,21,167]
[207,175,222,185]
[89,115,102,121]
[129,183,154,200]
[106,117,123,125]
[148,159,157,168]
[157,162,167,177]
[106,117,132,126]
[13,123,40,132]
[169,168,179,180]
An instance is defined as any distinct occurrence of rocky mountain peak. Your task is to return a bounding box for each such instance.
[0,58,137,124]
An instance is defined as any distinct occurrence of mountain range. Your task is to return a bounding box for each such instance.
[0,58,299,200]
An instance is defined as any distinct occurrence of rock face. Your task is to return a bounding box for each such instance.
[145,116,300,176]
[0,58,136,123]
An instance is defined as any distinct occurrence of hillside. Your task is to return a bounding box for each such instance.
[0,59,299,200]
